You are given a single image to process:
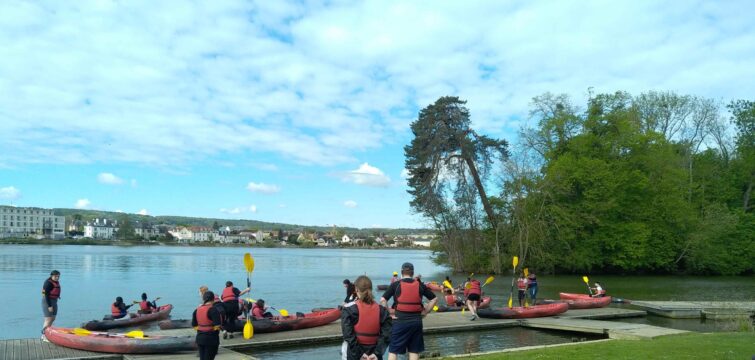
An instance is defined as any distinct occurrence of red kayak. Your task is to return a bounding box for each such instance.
[554,293,612,309]
[83,304,173,331]
[435,296,492,312]
[44,327,195,354]
[160,308,341,333]
[477,303,569,319]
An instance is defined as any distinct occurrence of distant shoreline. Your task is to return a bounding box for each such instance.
[0,238,429,250]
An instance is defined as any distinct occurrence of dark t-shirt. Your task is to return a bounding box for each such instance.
[382,278,435,322]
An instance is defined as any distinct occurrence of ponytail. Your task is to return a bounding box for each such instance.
[354,275,374,304]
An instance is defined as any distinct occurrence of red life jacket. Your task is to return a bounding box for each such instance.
[354,300,380,345]
[111,303,124,316]
[597,289,606,296]
[139,301,151,311]
[252,304,265,319]
[467,280,481,295]
[221,287,237,302]
[47,279,61,299]
[196,304,215,332]
[517,278,527,290]
[395,280,423,312]
[444,294,456,305]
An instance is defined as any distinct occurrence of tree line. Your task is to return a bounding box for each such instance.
[405,92,754,275]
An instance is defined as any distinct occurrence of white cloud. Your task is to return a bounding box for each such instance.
[400,169,410,179]
[0,1,753,169]
[339,163,391,187]
[252,163,279,171]
[130,179,137,187]
[97,172,124,185]
[246,182,280,194]
[278,204,286,208]
[75,199,90,209]
[137,209,148,215]
[0,186,20,200]
[115,209,123,213]
[344,200,358,208]
[249,205,257,213]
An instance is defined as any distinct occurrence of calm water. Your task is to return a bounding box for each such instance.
[1,245,443,339]
[248,328,602,359]
[2,244,753,350]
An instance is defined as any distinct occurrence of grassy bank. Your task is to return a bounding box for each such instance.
[445,332,753,360]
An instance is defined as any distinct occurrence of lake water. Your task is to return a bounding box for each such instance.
[2,244,753,354]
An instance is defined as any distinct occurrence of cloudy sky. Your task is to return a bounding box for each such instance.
[1,0,753,228]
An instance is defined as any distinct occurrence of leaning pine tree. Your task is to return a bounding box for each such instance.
[404,96,509,272]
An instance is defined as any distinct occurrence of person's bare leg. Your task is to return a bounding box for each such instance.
[408,352,420,360]
[388,353,398,360]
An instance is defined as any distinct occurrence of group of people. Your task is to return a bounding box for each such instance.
[192,281,278,360]
[110,293,160,319]
[340,262,439,360]
[516,272,539,306]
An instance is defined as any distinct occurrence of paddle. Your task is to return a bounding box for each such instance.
[582,275,593,296]
[443,280,454,290]
[243,253,255,339]
[523,268,530,307]
[248,299,289,318]
[72,328,144,338]
[508,256,519,309]
[481,275,495,288]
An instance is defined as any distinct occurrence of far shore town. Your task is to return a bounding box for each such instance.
[0,205,435,247]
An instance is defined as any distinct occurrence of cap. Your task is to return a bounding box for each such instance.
[401,262,414,271]
[392,271,398,276]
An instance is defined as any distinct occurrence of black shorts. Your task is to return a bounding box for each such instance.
[42,298,58,316]
[467,294,481,301]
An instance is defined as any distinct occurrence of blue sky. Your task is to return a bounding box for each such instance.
[1,0,754,228]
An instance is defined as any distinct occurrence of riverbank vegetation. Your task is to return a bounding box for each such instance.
[405,92,754,275]
[448,332,754,360]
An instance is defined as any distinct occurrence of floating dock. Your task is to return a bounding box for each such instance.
[630,301,755,319]
[0,307,664,360]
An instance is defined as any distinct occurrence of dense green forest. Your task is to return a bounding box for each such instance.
[405,91,754,275]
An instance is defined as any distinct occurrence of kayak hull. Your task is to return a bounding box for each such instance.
[231,308,341,333]
[44,327,195,354]
[160,308,342,333]
[477,303,568,319]
[435,296,492,312]
[541,296,612,309]
[83,305,173,331]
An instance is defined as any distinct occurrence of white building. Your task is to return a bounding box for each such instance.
[0,206,65,239]
[168,227,194,242]
[83,218,118,240]
[191,227,216,242]
[341,234,351,244]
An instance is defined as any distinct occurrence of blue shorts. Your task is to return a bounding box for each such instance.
[389,320,424,354]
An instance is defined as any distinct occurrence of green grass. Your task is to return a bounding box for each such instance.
[445,332,754,360]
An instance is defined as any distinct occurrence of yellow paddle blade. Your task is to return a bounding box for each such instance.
[461,307,465,314]
[512,256,519,269]
[244,253,254,273]
[508,296,513,309]
[243,318,253,339]
[73,328,91,336]
[524,268,529,277]
[433,305,438,312]
[443,280,453,289]
[125,330,144,339]
[484,276,495,286]
[525,300,529,307]
[582,275,589,284]
[465,282,472,289]
[469,273,474,278]
[279,309,289,317]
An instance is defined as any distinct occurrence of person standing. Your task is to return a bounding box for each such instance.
[380,262,437,360]
[516,274,528,306]
[341,275,392,360]
[193,291,223,360]
[464,277,482,320]
[41,270,61,341]
[220,281,249,339]
[526,271,538,304]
